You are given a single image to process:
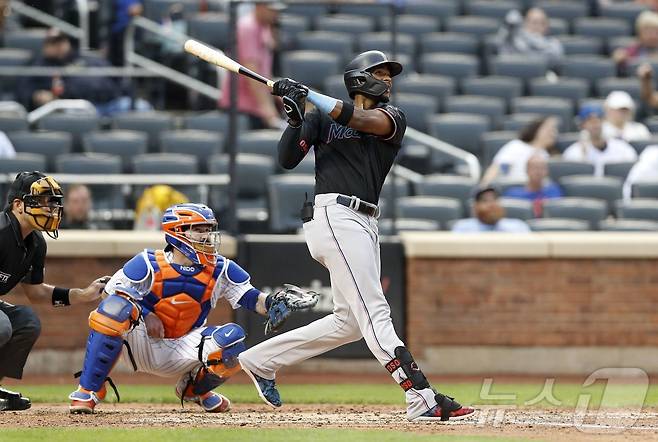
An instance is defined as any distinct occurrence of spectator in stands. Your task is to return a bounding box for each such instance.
[481,116,558,185]
[612,10,658,74]
[59,184,102,230]
[637,62,658,110]
[109,0,143,66]
[495,8,564,71]
[637,0,658,12]
[602,91,650,142]
[19,28,151,116]
[134,184,189,230]
[452,186,531,233]
[0,131,16,158]
[563,104,638,176]
[623,145,658,201]
[219,2,286,130]
[503,154,563,217]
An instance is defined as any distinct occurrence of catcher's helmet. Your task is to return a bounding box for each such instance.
[162,203,221,266]
[7,171,64,238]
[343,50,402,102]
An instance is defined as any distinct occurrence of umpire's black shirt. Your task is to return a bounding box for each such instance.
[0,208,46,296]
[278,103,406,205]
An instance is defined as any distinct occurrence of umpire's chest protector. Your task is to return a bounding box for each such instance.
[143,249,223,338]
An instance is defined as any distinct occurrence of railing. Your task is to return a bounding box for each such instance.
[27,99,96,124]
[10,1,89,49]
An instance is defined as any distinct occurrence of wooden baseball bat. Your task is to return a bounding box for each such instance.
[183,39,274,88]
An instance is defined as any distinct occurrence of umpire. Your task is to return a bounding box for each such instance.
[0,171,108,411]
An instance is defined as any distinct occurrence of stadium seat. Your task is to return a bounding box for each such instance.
[335,3,391,18]
[560,56,616,93]
[0,152,46,174]
[630,135,658,154]
[481,131,516,167]
[574,17,630,39]
[278,14,311,38]
[557,35,603,56]
[281,51,341,90]
[499,198,534,220]
[543,197,607,230]
[278,151,315,175]
[0,113,28,133]
[608,36,636,55]
[182,111,249,137]
[467,0,520,19]
[113,111,175,152]
[420,53,479,79]
[595,77,642,101]
[296,32,354,65]
[444,95,506,129]
[237,130,283,157]
[511,97,573,131]
[396,196,462,228]
[560,175,623,214]
[395,74,456,108]
[0,48,32,68]
[37,113,100,152]
[404,0,460,26]
[528,77,588,106]
[490,54,548,81]
[547,18,568,36]
[132,153,200,201]
[284,4,330,26]
[633,181,658,199]
[416,174,476,214]
[555,132,580,154]
[323,75,352,102]
[445,16,500,39]
[491,177,526,195]
[159,130,224,173]
[209,153,275,220]
[379,177,411,218]
[4,28,47,54]
[420,32,479,55]
[9,131,72,171]
[527,218,589,231]
[428,113,491,156]
[357,33,415,58]
[548,160,595,183]
[378,14,440,39]
[501,113,543,132]
[187,13,229,49]
[599,219,658,231]
[143,0,197,21]
[316,14,375,37]
[616,199,658,222]
[83,130,148,173]
[55,153,124,209]
[268,174,316,233]
[535,1,588,28]
[643,116,658,134]
[378,218,441,234]
[461,76,523,112]
[394,93,438,132]
[604,162,635,180]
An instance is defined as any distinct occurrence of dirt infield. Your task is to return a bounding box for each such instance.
[2,403,658,441]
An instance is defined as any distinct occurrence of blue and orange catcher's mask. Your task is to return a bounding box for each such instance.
[162,203,221,266]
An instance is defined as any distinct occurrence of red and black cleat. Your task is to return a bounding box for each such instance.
[412,393,475,422]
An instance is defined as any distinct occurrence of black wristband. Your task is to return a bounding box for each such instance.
[334,102,354,126]
[52,287,71,307]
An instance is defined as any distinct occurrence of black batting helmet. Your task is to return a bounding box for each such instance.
[343,50,402,103]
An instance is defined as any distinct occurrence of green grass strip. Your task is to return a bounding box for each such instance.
[0,428,536,442]
[15,382,658,408]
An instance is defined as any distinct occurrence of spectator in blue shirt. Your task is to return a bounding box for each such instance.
[110,0,143,66]
[503,154,563,217]
[452,187,531,233]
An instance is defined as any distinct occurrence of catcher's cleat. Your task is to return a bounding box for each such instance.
[198,392,231,413]
[0,386,31,411]
[412,393,476,422]
[68,385,107,414]
[243,368,281,408]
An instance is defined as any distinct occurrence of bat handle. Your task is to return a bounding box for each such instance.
[266,80,274,88]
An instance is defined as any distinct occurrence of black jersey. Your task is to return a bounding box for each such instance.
[278,103,406,205]
[0,209,46,296]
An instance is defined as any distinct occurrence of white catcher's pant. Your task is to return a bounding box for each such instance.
[239,193,437,419]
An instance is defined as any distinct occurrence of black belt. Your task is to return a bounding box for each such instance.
[336,195,378,217]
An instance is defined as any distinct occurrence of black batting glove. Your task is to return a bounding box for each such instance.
[283,85,308,127]
[272,78,303,97]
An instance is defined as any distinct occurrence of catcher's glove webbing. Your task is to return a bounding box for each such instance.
[264,284,319,334]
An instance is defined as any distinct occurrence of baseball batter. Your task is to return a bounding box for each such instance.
[239,51,475,421]
[68,203,317,413]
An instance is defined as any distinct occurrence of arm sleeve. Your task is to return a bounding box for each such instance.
[376,105,406,146]
[278,108,321,169]
[20,236,46,285]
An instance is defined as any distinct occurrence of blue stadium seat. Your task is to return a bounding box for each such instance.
[0,113,28,133]
[113,111,175,152]
[548,160,595,183]
[633,181,658,199]
[4,28,47,54]
[560,175,623,214]
[316,14,375,37]
[159,130,224,173]
[501,113,543,132]
[37,113,100,152]
[357,32,416,58]
[237,129,283,157]
[82,130,148,173]
[281,50,341,90]
[560,56,616,94]
[394,93,438,132]
[405,0,460,27]
[529,77,588,107]
[616,199,658,221]
[600,219,658,231]
[557,35,603,56]
[396,196,463,228]
[467,0,520,20]
[499,198,534,220]
[428,113,491,157]
[446,15,500,39]
[511,96,573,131]
[378,218,441,234]
[527,218,589,231]
[574,17,630,39]
[481,130,517,167]
[55,153,124,209]
[490,54,548,82]
[188,13,229,49]
[543,197,607,230]
[323,75,352,102]
[9,131,72,171]
[395,74,456,109]
[595,77,642,101]
[604,162,635,180]
[0,152,46,174]
[420,32,479,55]
[444,95,506,129]
[296,31,354,65]
[416,173,477,214]
[420,53,479,79]
[462,76,523,112]
[268,174,316,233]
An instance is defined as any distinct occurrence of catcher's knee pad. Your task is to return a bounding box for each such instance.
[387,346,431,392]
[201,323,246,380]
[80,294,140,393]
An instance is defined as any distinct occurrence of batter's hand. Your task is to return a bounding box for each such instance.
[282,86,308,127]
[272,78,306,97]
[145,313,165,338]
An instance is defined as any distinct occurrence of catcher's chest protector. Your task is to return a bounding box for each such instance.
[146,249,223,338]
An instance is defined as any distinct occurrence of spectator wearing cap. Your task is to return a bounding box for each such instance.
[452,187,531,233]
[602,91,650,142]
[503,153,563,217]
[563,104,637,177]
[613,10,658,73]
[481,116,559,185]
[18,28,152,116]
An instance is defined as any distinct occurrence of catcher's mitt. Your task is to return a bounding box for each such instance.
[264,284,319,335]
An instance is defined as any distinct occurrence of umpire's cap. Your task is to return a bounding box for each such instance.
[6,171,49,205]
[344,50,402,102]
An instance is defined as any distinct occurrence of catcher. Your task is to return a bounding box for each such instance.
[68,203,317,413]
